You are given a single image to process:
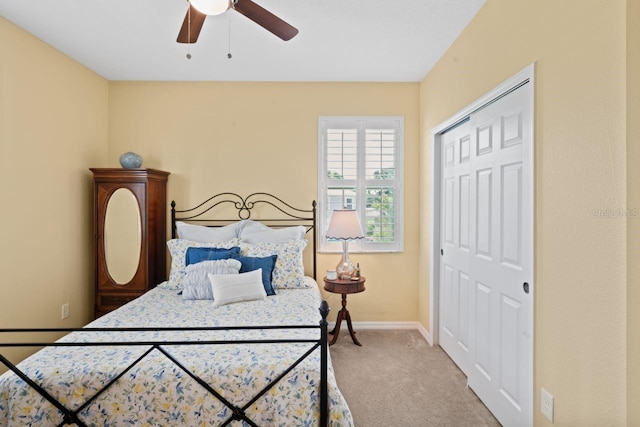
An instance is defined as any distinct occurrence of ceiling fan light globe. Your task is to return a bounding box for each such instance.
[190,0,230,16]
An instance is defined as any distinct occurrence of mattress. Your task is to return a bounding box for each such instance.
[0,278,353,426]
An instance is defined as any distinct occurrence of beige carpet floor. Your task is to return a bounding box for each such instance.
[329,329,501,427]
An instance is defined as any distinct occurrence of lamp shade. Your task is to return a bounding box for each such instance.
[190,0,230,15]
[326,210,365,240]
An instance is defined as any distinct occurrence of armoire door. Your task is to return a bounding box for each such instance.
[95,181,147,292]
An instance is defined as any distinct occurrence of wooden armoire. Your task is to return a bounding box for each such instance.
[90,168,169,318]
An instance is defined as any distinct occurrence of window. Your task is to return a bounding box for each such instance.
[318,116,404,252]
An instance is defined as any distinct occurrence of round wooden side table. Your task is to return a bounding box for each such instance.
[323,276,366,346]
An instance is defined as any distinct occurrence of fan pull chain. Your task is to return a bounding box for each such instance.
[227,15,232,59]
[186,5,192,59]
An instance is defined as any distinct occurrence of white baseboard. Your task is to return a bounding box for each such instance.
[415,322,433,346]
[327,321,433,346]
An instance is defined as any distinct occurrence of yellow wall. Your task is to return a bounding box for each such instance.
[627,0,640,424]
[419,0,627,425]
[0,17,108,368]
[108,82,421,322]
[3,2,637,424]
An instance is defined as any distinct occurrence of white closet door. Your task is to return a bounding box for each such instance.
[439,121,472,375]
[439,83,533,427]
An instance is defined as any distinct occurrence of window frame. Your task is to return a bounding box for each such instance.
[318,116,404,253]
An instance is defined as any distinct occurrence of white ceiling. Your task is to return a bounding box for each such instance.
[0,0,485,82]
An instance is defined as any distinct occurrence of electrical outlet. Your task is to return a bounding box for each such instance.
[541,387,554,422]
[61,303,70,320]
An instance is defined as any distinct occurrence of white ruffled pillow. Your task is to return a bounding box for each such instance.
[165,238,240,290]
[182,259,242,300]
[239,239,308,289]
[209,269,267,307]
[238,220,306,244]
[176,221,239,243]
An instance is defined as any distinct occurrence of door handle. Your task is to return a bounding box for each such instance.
[523,282,530,294]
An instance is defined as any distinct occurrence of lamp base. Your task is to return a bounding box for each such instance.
[336,263,355,280]
[336,240,355,280]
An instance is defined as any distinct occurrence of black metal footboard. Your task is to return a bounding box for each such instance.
[0,302,330,427]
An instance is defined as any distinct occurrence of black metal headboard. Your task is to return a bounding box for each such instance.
[171,192,317,280]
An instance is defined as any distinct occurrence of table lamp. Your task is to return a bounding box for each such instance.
[326,209,365,279]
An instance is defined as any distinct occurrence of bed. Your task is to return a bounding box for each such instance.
[0,192,354,426]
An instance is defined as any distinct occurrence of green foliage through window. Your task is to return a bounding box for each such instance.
[365,187,395,242]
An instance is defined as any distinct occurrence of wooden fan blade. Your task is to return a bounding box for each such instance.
[234,0,298,41]
[177,5,207,43]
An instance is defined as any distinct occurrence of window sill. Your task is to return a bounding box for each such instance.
[318,249,404,254]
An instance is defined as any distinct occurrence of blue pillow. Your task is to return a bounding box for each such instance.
[231,255,277,296]
[186,246,241,266]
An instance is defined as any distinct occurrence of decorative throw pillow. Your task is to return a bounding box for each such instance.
[239,239,308,289]
[181,259,242,300]
[231,255,278,296]
[239,220,306,244]
[166,238,240,290]
[208,269,267,308]
[186,246,241,266]
[176,221,239,243]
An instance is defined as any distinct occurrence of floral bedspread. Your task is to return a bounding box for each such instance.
[0,278,353,426]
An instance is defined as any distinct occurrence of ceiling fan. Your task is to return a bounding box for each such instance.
[177,0,298,43]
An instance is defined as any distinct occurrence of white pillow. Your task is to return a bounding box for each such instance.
[237,219,267,233]
[239,220,306,244]
[239,239,308,289]
[176,221,239,243]
[208,269,267,307]
[165,238,240,290]
[182,259,242,300]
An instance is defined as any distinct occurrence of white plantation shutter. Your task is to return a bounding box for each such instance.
[319,117,404,252]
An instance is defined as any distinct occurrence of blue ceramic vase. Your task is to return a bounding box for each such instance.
[119,152,143,169]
